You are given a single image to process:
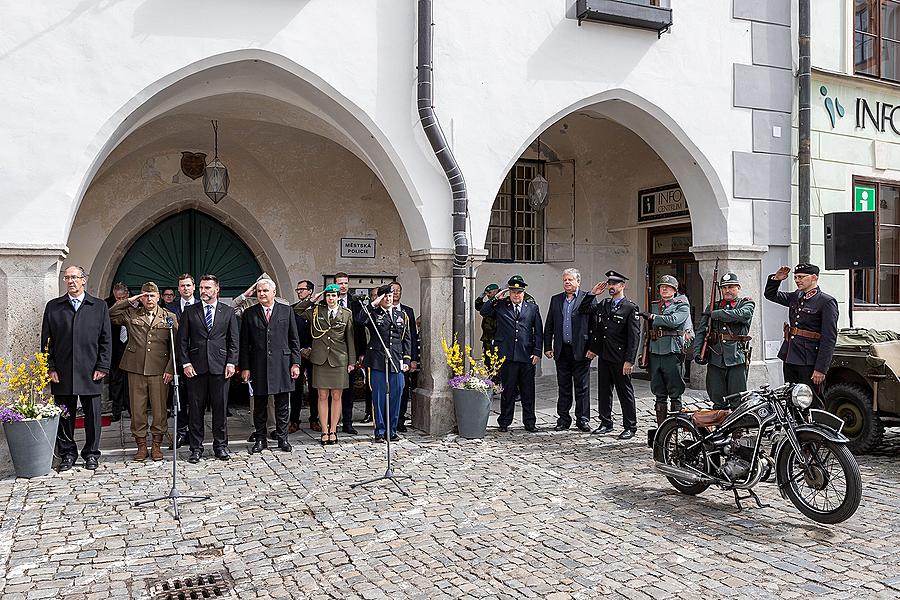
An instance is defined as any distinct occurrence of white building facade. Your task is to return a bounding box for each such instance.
[0,1,800,434]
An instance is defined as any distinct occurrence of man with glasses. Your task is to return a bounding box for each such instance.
[765,263,838,403]
[41,266,111,471]
[290,280,318,432]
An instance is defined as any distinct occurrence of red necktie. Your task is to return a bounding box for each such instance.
[265,307,271,322]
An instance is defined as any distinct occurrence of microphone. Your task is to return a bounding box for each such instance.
[165,316,175,328]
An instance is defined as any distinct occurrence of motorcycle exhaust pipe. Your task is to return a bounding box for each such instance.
[655,463,715,484]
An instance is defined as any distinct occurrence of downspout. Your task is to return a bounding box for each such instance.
[798,0,811,263]
[417,0,469,348]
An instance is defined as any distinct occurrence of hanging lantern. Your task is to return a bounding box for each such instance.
[527,135,550,210]
[203,120,229,204]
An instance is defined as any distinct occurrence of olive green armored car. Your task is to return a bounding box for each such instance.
[825,328,900,454]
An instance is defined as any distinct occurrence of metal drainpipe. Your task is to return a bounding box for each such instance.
[798,0,811,263]
[417,0,469,348]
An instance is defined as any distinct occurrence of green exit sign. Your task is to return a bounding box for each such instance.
[854,185,876,212]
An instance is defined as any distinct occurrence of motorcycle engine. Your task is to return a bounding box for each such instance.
[722,457,752,481]
[720,435,756,482]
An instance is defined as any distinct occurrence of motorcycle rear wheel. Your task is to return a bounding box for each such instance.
[776,435,862,524]
[653,419,710,495]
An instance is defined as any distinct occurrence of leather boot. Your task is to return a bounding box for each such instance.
[133,437,148,462]
[151,434,164,461]
[655,403,668,426]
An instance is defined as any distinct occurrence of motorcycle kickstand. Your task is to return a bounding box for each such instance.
[732,487,770,511]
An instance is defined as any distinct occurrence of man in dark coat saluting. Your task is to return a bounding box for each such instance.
[41,265,111,471]
[240,277,302,453]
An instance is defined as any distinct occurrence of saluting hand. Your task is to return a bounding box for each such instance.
[591,281,607,295]
[774,266,791,281]
[311,290,325,302]
[497,289,511,300]
[243,282,258,297]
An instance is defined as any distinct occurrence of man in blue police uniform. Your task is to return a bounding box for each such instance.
[693,272,755,409]
[356,283,411,442]
[479,275,543,432]
[764,263,838,401]
[580,270,641,439]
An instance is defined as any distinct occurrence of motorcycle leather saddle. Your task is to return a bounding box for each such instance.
[691,409,730,428]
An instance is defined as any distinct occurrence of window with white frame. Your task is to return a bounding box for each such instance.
[852,179,900,307]
[486,161,545,262]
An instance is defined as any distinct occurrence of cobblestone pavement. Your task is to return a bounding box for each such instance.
[0,376,898,599]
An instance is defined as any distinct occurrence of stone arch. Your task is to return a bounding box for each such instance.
[68,49,431,249]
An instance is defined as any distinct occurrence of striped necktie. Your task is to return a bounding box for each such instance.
[71,298,80,311]
[205,304,213,330]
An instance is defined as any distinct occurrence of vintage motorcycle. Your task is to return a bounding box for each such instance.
[652,383,862,524]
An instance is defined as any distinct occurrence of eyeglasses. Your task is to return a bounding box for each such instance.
[296,288,310,292]
[62,275,84,281]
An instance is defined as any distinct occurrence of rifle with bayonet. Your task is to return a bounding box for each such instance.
[638,263,651,369]
[696,257,720,365]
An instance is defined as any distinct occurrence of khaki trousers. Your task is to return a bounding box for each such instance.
[128,373,168,438]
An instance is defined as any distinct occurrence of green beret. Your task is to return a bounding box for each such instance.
[484,283,500,292]
[324,284,340,294]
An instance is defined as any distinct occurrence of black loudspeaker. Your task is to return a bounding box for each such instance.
[824,212,876,270]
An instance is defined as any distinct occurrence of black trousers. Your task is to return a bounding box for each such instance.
[170,368,190,436]
[186,373,228,452]
[783,363,825,406]
[399,371,418,423]
[706,363,748,409]
[56,395,101,459]
[290,360,315,423]
[499,361,536,428]
[254,393,289,440]
[554,344,591,427]
[108,366,129,417]
[597,359,637,431]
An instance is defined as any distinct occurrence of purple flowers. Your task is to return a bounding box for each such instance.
[0,407,24,423]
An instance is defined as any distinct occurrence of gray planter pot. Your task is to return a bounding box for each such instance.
[3,415,59,478]
[452,388,492,439]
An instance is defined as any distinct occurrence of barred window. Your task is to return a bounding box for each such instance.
[486,161,545,263]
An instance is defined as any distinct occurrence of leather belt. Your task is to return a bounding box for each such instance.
[783,323,821,340]
[650,328,684,340]
[720,333,752,342]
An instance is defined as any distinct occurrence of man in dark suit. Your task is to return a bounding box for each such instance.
[290,280,317,433]
[391,282,419,432]
[179,274,239,462]
[580,271,642,439]
[106,282,130,422]
[479,275,544,432]
[41,265,112,471]
[543,268,591,432]
[240,277,302,453]
[334,272,365,434]
[167,273,197,448]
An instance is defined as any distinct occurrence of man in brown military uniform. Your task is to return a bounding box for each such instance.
[110,282,177,462]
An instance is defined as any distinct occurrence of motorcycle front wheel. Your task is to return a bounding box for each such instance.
[653,418,710,496]
[776,435,862,524]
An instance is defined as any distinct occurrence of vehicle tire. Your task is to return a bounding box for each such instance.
[653,418,710,496]
[825,382,884,454]
[776,433,862,524]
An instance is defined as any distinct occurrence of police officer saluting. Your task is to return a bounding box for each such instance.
[579,270,641,439]
[479,275,543,432]
[764,263,838,399]
[640,275,691,426]
[693,272,755,409]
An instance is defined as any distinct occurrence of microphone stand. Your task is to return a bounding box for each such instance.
[135,315,209,520]
[350,300,411,496]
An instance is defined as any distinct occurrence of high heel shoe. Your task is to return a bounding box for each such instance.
[320,432,328,446]
[327,430,337,445]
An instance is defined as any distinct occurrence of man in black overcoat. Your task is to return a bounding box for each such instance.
[179,274,239,462]
[239,277,302,453]
[40,265,111,471]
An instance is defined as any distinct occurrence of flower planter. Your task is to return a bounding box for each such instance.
[3,415,59,478]
[452,388,492,439]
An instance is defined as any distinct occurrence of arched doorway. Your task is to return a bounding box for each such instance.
[113,209,261,299]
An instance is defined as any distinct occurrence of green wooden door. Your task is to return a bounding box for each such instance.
[113,210,262,300]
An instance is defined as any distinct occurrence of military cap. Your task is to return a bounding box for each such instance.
[657,275,679,290]
[719,272,741,286]
[377,283,393,295]
[605,270,628,284]
[323,283,340,294]
[484,283,500,292]
[507,275,528,289]
[794,263,820,275]
[141,282,159,294]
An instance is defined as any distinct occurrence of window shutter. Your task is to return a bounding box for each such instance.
[543,160,576,262]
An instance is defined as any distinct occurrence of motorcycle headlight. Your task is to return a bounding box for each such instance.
[792,384,814,409]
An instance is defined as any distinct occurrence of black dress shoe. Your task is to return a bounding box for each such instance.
[497,425,509,432]
[277,439,292,452]
[214,447,230,461]
[373,435,385,443]
[268,429,278,441]
[397,423,408,433]
[389,433,400,442]
[57,455,76,472]
[249,439,267,454]
[592,424,614,435]
[577,422,592,433]
[84,456,99,470]
[554,423,570,431]
[170,432,189,450]
[524,425,538,433]
[343,426,358,435]
[187,450,202,464]
[617,429,636,440]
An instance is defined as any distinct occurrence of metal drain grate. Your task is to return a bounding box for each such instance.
[149,572,232,600]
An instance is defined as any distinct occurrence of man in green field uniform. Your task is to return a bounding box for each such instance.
[640,275,691,425]
[692,272,755,409]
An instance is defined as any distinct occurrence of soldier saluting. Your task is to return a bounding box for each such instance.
[640,275,691,426]
[764,263,838,400]
[692,272,755,409]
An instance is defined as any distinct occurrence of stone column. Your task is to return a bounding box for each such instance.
[689,244,770,390]
[410,248,455,435]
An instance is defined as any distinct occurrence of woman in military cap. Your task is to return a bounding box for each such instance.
[294,283,356,444]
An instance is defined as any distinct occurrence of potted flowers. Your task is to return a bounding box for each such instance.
[0,353,63,478]
[441,336,504,439]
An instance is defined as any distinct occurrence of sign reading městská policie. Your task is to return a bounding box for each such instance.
[340,238,376,258]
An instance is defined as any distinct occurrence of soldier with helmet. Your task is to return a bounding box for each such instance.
[640,275,691,426]
[692,272,756,409]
